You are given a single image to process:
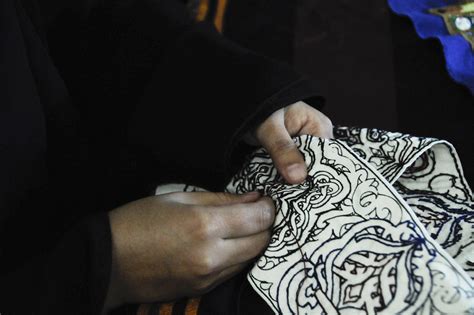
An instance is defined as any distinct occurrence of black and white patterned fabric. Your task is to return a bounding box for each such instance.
[156,126,474,314]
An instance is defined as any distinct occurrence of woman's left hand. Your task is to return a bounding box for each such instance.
[244,101,333,184]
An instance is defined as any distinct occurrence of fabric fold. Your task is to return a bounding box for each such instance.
[156,126,474,314]
[227,130,474,314]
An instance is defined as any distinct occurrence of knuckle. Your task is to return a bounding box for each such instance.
[322,115,333,130]
[307,111,333,137]
[192,251,218,278]
[293,100,307,108]
[285,115,305,132]
[165,191,187,202]
[286,101,311,117]
[256,201,274,230]
[285,105,303,120]
[315,110,332,129]
[286,101,305,111]
[191,210,214,240]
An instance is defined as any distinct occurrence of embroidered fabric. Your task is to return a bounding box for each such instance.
[387,0,474,94]
[156,126,474,314]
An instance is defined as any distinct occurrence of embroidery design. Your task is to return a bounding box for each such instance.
[156,127,474,314]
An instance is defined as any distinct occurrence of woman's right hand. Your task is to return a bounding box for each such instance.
[103,191,275,312]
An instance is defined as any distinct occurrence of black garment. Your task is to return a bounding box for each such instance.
[290,0,474,186]
[116,3,473,313]
[0,0,322,313]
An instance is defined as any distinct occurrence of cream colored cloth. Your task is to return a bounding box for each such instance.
[156,126,474,315]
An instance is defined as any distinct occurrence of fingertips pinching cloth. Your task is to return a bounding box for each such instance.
[226,128,474,314]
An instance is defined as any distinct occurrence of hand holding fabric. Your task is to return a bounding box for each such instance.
[103,191,275,312]
[243,101,333,184]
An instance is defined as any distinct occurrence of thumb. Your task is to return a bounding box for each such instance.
[256,121,307,184]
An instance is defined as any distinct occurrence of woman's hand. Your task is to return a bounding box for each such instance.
[104,191,275,311]
[245,101,333,184]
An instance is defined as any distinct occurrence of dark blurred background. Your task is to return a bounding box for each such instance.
[196,0,474,187]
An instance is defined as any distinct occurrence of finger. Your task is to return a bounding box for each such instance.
[208,197,275,238]
[166,191,261,206]
[298,119,332,138]
[256,117,307,184]
[283,101,311,136]
[285,102,333,139]
[217,229,271,268]
[311,108,334,139]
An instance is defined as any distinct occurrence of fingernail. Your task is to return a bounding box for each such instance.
[286,164,307,182]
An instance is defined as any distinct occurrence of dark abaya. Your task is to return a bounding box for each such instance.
[0,0,323,313]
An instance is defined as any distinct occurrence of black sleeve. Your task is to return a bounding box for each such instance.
[124,5,325,189]
[0,1,112,314]
[1,0,323,313]
[0,1,326,314]
[41,0,325,191]
[0,213,112,314]
[127,20,325,183]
